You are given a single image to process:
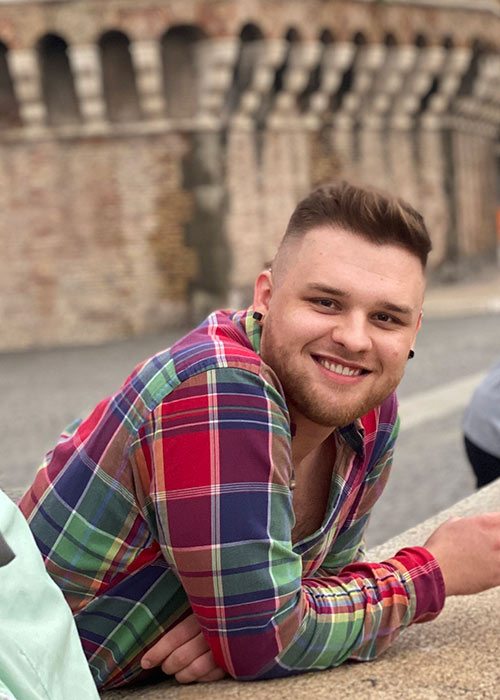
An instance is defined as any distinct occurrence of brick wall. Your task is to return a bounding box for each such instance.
[0,0,499,350]
[0,131,195,349]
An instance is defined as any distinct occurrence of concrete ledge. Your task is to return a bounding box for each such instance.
[7,483,500,698]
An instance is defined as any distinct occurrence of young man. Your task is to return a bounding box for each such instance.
[20,182,500,690]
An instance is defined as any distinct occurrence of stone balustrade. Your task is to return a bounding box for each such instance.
[0,29,497,137]
[7,48,47,129]
[68,44,107,126]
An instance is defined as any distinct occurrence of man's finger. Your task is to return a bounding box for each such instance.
[196,667,227,683]
[173,650,221,684]
[161,632,209,675]
[141,614,200,668]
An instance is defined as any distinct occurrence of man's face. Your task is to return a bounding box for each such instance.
[253,226,425,428]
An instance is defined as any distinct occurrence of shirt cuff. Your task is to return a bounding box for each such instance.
[392,546,446,623]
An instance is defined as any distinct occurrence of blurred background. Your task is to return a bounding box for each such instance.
[1,0,499,545]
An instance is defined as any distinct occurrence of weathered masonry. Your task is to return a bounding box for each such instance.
[0,0,499,350]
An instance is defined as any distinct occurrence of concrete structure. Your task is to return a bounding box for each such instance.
[4,479,500,697]
[0,0,499,351]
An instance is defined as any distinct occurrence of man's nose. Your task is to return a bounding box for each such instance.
[330,313,372,353]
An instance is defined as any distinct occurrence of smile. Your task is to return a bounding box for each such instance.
[316,358,365,377]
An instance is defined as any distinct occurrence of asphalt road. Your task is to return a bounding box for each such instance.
[1,311,498,547]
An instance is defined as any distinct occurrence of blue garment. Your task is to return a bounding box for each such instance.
[463,357,500,460]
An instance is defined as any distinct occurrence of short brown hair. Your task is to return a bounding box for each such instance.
[280,180,432,268]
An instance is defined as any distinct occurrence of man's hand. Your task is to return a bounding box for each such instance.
[424,512,500,596]
[140,613,226,684]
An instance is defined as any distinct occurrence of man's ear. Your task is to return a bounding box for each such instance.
[252,269,273,315]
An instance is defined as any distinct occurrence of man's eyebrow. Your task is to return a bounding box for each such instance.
[305,283,348,297]
[304,283,414,315]
[380,301,414,316]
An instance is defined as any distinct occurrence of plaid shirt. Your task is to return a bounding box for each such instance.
[20,310,444,690]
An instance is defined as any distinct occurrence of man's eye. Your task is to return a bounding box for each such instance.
[314,299,336,309]
[375,313,397,324]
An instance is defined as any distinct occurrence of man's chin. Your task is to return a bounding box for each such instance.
[291,400,366,428]
[293,389,396,428]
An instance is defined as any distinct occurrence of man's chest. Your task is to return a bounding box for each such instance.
[291,479,331,544]
[290,441,337,545]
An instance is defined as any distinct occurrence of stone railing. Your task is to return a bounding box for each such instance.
[0,27,499,137]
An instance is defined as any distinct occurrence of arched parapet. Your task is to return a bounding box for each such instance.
[264,28,322,128]
[354,34,419,130]
[329,32,386,130]
[299,30,340,124]
[67,42,107,126]
[160,25,206,121]
[163,24,241,128]
[222,7,314,42]
[445,42,500,263]
[227,23,264,117]
[196,35,240,128]
[227,23,286,127]
[37,33,81,127]
[0,1,499,53]
[451,40,500,133]
[419,38,473,129]
[0,41,21,128]
[7,45,46,129]
[389,33,447,130]
[98,30,141,123]
[130,22,213,124]
[1,3,499,135]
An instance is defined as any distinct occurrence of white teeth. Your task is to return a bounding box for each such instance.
[318,358,362,376]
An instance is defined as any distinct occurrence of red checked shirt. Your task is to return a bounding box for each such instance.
[20,309,445,689]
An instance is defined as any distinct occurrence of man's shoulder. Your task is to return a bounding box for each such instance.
[127,310,265,407]
[170,310,262,379]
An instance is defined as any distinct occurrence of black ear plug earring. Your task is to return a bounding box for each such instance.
[252,311,263,322]
[408,349,415,360]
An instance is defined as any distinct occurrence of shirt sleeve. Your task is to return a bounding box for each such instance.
[135,367,445,680]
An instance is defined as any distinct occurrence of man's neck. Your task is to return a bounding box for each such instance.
[290,409,336,468]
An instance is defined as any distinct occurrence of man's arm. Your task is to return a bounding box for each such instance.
[140,512,500,684]
[135,367,444,680]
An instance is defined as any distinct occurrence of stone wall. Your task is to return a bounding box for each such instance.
[0,0,499,350]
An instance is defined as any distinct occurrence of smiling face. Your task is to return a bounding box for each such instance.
[253,226,425,428]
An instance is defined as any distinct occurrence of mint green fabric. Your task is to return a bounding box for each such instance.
[0,490,99,700]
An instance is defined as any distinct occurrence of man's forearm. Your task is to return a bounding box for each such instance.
[232,546,444,679]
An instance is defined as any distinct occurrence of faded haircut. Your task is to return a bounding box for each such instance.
[276,180,432,269]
